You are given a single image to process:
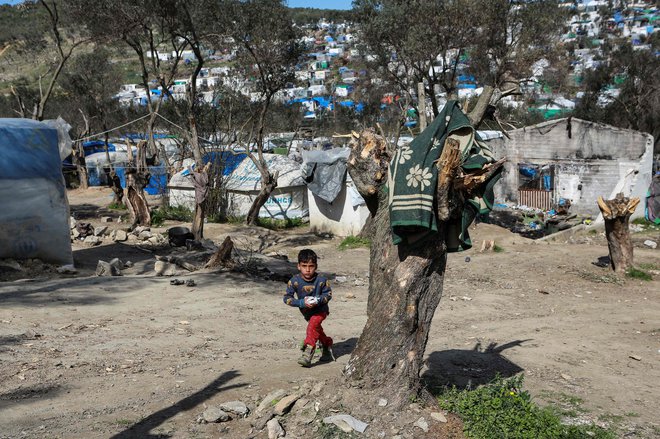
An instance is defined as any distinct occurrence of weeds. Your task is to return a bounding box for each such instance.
[626,267,652,281]
[438,375,616,439]
[493,244,505,253]
[637,262,658,271]
[338,236,371,250]
[575,270,624,285]
[151,205,193,227]
[256,217,305,230]
[107,202,127,210]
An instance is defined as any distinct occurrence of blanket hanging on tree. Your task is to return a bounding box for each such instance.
[389,100,501,251]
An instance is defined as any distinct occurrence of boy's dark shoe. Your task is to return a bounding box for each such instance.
[297,344,315,367]
[319,344,335,362]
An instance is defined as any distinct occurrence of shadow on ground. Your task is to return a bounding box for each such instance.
[110,370,246,439]
[422,339,530,392]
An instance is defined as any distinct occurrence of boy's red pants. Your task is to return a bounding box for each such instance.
[304,312,332,348]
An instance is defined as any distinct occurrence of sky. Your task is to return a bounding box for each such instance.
[0,0,354,8]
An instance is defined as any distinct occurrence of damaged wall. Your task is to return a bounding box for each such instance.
[489,118,653,217]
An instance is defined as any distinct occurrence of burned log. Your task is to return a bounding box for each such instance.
[205,236,235,269]
[597,193,640,272]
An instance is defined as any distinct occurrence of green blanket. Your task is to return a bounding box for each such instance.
[389,100,501,251]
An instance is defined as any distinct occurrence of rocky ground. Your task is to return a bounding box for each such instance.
[0,187,659,439]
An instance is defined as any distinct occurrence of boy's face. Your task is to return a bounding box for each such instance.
[298,260,317,281]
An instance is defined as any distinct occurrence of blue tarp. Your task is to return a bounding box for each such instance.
[115,166,168,195]
[0,118,62,181]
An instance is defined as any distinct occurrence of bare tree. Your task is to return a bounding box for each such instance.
[343,0,565,406]
[10,1,89,121]
[226,0,302,225]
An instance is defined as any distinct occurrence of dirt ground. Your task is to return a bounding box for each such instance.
[1,187,659,439]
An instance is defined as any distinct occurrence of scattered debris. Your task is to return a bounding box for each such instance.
[266,418,285,439]
[377,398,388,407]
[219,401,249,417]
[323,414,369,434]
[430,411,447,423]
[413,417,429,432]
[201,407,230,423]
[256,389,287,414]
[629,355,642,361]
[95,259,121,277]
[274,394,301,416]
[643,240,657,249]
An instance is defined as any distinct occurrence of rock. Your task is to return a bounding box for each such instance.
[94,226,108,237]
[345,293,356,299]
[72,229,81,239]
[323,414,368,434]
[109,258,124,270]
[377,398,388,407]
[253,410,275,430]
[133,226,150,235]
[154,261,178,276]
[629,355,642,361]
[311,382,325,396]
[83,235,102,246]
[219,400,249,417]
[100,216,112,223]
[334,276,347,283]
[430,412,447,423]
[0,259,23,272]
[70,216,76,229]
[111,230,128,242]
[138,230,153,240]
[413,417,429,432]
[354,278,366,286]
[56,264,76,274]
[273,393,300,416]
[643,240,657,249]
[96,260,121,277]
[257,389,288,414]
[202,407,230,423]
[266,418,285,439]
[147,236,161,245]
[124,260,134,268]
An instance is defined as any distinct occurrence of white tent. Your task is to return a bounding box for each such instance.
[225,154,308,219]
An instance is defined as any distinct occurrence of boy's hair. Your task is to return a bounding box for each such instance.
[298,249,318,264]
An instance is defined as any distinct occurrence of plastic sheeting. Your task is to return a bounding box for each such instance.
[0,118,72,265]
[302,147,351,203]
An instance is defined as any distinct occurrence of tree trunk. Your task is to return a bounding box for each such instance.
[344,112,505,406]
[125,169,151,228]
[109,172,124,206]
[597,193,640,273]
[192,201,206,241]
[246,171,278,226]
[343,190,448,407]
[125,142,151,228]
[72,143,89,190]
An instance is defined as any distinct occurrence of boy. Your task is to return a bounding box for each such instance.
[283,249,334,367]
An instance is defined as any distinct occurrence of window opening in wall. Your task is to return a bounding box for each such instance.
[517,163,555,210]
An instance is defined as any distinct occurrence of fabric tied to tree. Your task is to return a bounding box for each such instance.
[389,100,502,251]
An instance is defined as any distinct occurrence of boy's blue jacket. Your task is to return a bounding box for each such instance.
[283,273,332,318]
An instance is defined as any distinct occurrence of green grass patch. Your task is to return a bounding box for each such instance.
[107,202,127,210]
[637,262,658,271]
[625,267,652,281]
[151,205,194,227]
[438,375,615,439]
[256,217,305,230]
[338,236,371,251]
[493,244,505,253]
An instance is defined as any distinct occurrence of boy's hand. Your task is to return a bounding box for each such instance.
[304,296,318,308]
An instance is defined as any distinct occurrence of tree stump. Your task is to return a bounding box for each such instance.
[597,193,640,273]
[205,236,234,269]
